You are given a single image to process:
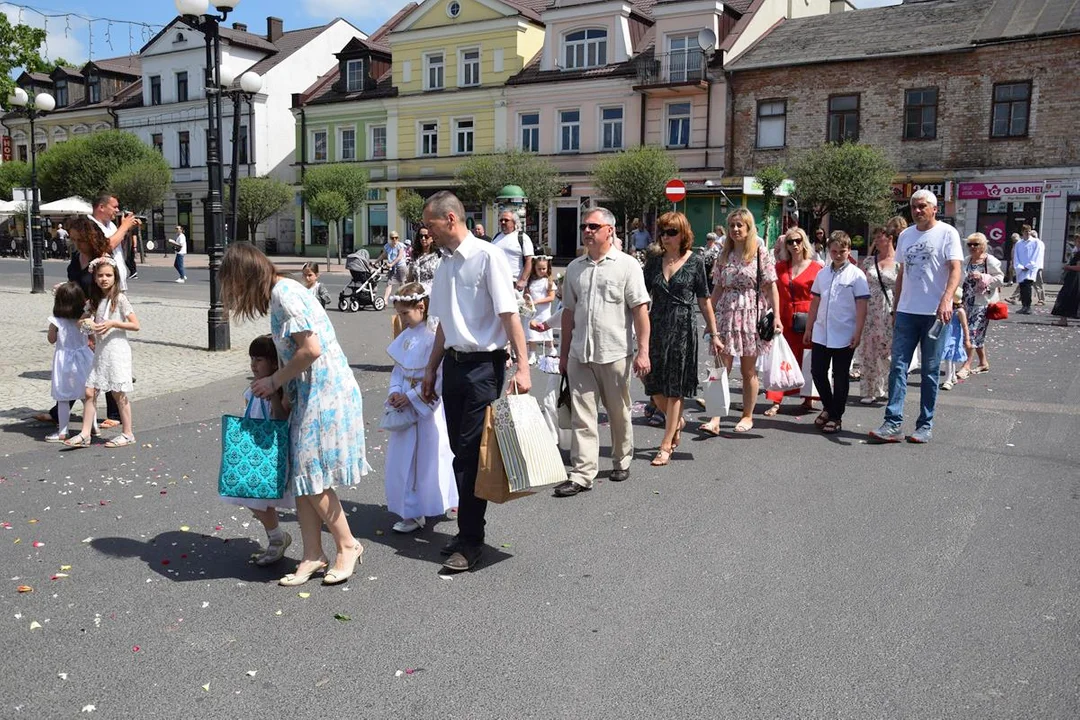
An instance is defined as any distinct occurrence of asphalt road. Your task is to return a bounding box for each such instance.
[1,278,1078,719]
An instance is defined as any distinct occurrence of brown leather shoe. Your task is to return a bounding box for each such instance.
[553,480,590,497]
[609,469,630,482]
[442,544,483,572]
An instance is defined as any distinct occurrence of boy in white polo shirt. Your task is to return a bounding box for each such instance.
[804,231,869,434]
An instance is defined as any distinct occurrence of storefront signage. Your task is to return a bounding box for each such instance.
[1044,180,1080,199]
[891,181,953,204]
[1,136,11,162]
[742,177,795,196]
[958,181,1044,202]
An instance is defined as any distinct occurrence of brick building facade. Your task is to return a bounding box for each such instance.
[725,0,1080,281]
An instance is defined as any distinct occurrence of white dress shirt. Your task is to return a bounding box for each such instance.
[1012,238,1044,283]
[429,233,518,352]
[492,230,534,280]
[810,261,871,348]
[87,214,126,291]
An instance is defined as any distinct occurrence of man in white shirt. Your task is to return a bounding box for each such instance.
[869,189,962,445]
[555,207,651,496]
[1011,225,1044,314]
[422,191,530,573]
[492,210,534,291]
[88,194,141,292]
[168,225,187,283]
[55,223,69,254]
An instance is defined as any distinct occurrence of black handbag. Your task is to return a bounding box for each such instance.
[756,250,776,342]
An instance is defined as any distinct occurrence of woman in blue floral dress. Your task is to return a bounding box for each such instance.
[221,243,370,587]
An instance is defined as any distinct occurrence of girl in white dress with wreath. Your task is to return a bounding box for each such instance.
[45,282,97,443]
[66,256,140,448]
[383,283,457,533]
[524,256,555,364]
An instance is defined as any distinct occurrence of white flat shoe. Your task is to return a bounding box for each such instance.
[392,517,426,533]
[859,396,883,405]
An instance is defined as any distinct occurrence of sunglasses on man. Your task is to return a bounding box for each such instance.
[580,222,609,232]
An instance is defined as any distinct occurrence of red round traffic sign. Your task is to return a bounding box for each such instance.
[665,179,686,203]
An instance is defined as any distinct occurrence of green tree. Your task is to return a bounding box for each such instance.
[789,142,895,229]
[227,176,292,245]
[454,149,562,241]
[37,130,165,202]
[593,145,679,230]
[753,163,788,247]
[302,164,367,259]
[397,188,425,231]
[0,16,47,107]
[306,191,349,268]
[0,160,31,201]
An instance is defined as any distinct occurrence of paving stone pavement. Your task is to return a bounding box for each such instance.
[0,284,264,426]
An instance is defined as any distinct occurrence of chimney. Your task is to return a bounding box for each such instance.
[267,16,284,43]
[232,22,248,32]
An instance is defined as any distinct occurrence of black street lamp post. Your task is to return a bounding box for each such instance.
[225,70,263,244]
[175,0,242,351]
[9,87,56,294]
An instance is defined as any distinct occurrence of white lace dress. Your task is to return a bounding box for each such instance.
[86,294,134,393]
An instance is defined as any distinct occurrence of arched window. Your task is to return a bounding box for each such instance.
[563,29,607,70]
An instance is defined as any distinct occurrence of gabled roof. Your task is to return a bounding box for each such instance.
[395,0,547,31]
[336,36,393,58]
[369,2,419,45]
[50,66,84,80]
[141,16,278,54]
[86,54,141,77]
[727,0,1008,71]
[653,0,751,12]
[246,21,350,76]
[972,0,1080,43]
[507,25,655,85]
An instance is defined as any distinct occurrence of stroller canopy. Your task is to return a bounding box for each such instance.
[345,252,374,275]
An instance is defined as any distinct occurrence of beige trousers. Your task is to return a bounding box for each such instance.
[567,356,634,488]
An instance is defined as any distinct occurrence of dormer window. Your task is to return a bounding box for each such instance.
[564,29,607,70]
[345,59,364,92]
[55,79,68,107]
[87,70,100,104]
[175,32,186,43]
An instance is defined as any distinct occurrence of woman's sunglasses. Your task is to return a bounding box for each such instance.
[660,228,680,237]
[785,238,800,245]
[966,243,981,248]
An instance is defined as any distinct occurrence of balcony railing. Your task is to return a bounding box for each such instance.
[637,50,707,86]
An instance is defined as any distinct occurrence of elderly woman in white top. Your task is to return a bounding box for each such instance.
[957,232,1004,377]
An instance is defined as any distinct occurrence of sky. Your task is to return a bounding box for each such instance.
[2,0,902,67]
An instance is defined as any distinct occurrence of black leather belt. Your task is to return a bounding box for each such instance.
[446,348,508,363]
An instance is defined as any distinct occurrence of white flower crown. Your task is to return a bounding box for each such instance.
[533,254,553,261]
[88,256,118,271]
[388,291,428,304]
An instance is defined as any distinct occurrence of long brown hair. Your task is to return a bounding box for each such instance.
[88,258,122,314]
[719,207,759,264]
[220,242,280,321]
[656,211,694,254]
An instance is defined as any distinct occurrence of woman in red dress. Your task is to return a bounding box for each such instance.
[765,227,822,416]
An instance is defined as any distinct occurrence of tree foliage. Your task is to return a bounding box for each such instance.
[37,130,165,202]
[754,163,788,245]
[306,190,349,265]
[455,149,562,209]
[593,145,679,224]
[397,188,425,228]
[0,16,47,108]
[789,142,896,228]
[228,176,292,242]
[301,164,367,216]
[107,158,172,215]
[0,160,31,201]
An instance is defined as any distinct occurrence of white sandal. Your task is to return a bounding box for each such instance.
[104,433,136,448]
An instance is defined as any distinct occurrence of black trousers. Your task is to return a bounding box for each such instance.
[811,343,855,422]
[1019,279,1034,309]
[442,354,505,546]
[50,393,119,423]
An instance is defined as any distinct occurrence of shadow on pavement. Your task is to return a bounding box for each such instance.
[90,531,275,582]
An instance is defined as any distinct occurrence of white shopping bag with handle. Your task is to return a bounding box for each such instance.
[704,365,730,417]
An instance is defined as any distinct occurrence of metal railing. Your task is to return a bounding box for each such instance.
[637,50,707,86]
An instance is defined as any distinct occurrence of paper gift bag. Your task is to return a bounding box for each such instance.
[704,365,730,417]
[474,405,533,504]
[492,394,568,491]
[218,397,289,500]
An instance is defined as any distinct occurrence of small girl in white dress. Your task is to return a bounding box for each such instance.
[66,257,139,448]
[384,282,457,533]
[524,256,556,364]
[45,282,96,443]
[221,335,295,565]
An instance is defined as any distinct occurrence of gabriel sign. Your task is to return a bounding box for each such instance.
[958,182,1045,201]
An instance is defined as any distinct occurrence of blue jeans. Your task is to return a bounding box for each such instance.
[174,253,185,279]
[884,312,945,429]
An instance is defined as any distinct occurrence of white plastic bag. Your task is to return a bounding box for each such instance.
[758,335,804,392]
[799,347,832,398]
[704,365,730,417]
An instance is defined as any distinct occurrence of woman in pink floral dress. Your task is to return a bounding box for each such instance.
[858,218,905,403]
[701,208,782,434]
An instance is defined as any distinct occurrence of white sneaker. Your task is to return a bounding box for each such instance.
[175,278,185,283]
[392,517,426,533]
[45,432,68,443]
[941,381,954,391]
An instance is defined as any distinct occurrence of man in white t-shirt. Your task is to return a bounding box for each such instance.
[492,210,534,292]
[168,225,188,282]
[88,194,141,292]
[869,189,962,445]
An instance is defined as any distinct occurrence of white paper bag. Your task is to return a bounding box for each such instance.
[492,394,568,491]
[704,366,730,417]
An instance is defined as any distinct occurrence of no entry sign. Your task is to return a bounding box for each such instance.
[665,179,686,203]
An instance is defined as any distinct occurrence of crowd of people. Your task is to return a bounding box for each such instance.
[32,185,1078,581]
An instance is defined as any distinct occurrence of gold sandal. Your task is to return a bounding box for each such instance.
[651,446,673,467]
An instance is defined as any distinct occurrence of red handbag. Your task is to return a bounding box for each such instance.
[986,301,1009,320]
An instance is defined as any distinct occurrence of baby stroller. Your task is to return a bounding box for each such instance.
[339,251,387,312]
